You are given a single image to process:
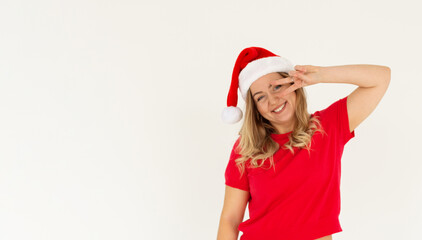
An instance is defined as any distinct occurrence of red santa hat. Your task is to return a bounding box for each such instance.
[221,46,295,124]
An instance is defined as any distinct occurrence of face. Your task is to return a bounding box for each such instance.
[249,72,296,134]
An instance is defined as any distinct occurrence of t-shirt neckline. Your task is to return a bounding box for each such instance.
[270,130,293,141]
[269,113,315,141]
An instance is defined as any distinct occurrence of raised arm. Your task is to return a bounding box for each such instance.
[270,64,391,134]
[319,64,391,132]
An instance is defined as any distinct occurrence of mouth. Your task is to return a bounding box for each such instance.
[272,102,286,113]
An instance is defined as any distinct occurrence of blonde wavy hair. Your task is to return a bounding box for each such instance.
[234,72,326,177]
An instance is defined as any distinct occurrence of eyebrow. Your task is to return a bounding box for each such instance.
[252,84,273,98]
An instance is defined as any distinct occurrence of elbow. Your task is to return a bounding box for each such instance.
[385,66,391,82]
[380,66,391,86]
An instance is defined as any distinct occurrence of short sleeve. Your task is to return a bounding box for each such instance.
[316,96,356,145]
[224,138,250,192]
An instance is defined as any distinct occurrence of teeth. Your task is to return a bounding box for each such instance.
[274,103,286,112]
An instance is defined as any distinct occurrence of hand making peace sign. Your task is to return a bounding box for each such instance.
[269,65,324,97]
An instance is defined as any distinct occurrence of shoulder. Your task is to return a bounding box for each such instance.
[312,97,346,122]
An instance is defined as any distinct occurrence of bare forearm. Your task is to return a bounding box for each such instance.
[217,218,240,240]
[319,64,391,88]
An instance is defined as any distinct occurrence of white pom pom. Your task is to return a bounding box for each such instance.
[221,106,243,124]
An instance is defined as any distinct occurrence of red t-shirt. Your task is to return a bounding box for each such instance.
[224,96,355,240]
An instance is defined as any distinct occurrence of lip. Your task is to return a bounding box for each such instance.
[272,102,286,112]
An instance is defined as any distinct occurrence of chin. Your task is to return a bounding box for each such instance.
[271,112,293,122]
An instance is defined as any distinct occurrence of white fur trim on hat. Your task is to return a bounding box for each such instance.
[238,56,294,100]
[221,106,243,124]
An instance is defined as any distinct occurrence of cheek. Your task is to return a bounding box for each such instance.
[257,105,269,115]
[289,96,297,108]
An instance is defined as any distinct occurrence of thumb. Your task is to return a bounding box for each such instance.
[294,65,307,73]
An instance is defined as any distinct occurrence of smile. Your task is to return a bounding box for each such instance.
[273,102,286,113]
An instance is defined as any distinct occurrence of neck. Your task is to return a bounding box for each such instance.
[273,123,295,134]
[272,114,309,134]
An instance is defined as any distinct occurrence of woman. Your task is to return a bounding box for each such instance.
[217,47,390,240]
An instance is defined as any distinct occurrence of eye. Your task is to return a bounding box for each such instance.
[274,85,282,90]
[257,96,264,102]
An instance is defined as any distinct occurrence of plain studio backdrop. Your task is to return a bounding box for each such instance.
[0,0,421,239]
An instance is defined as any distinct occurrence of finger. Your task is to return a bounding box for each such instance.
[295,72,312,82]
[288,70,304,78]
[295,65,307,73]
[281,80,304,97]
[281,83,299,97]
[269,77,294,86]
[288,70,295,77]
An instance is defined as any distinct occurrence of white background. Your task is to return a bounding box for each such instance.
[0,0,421,239]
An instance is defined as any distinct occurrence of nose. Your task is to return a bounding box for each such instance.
[268,93,279,106]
